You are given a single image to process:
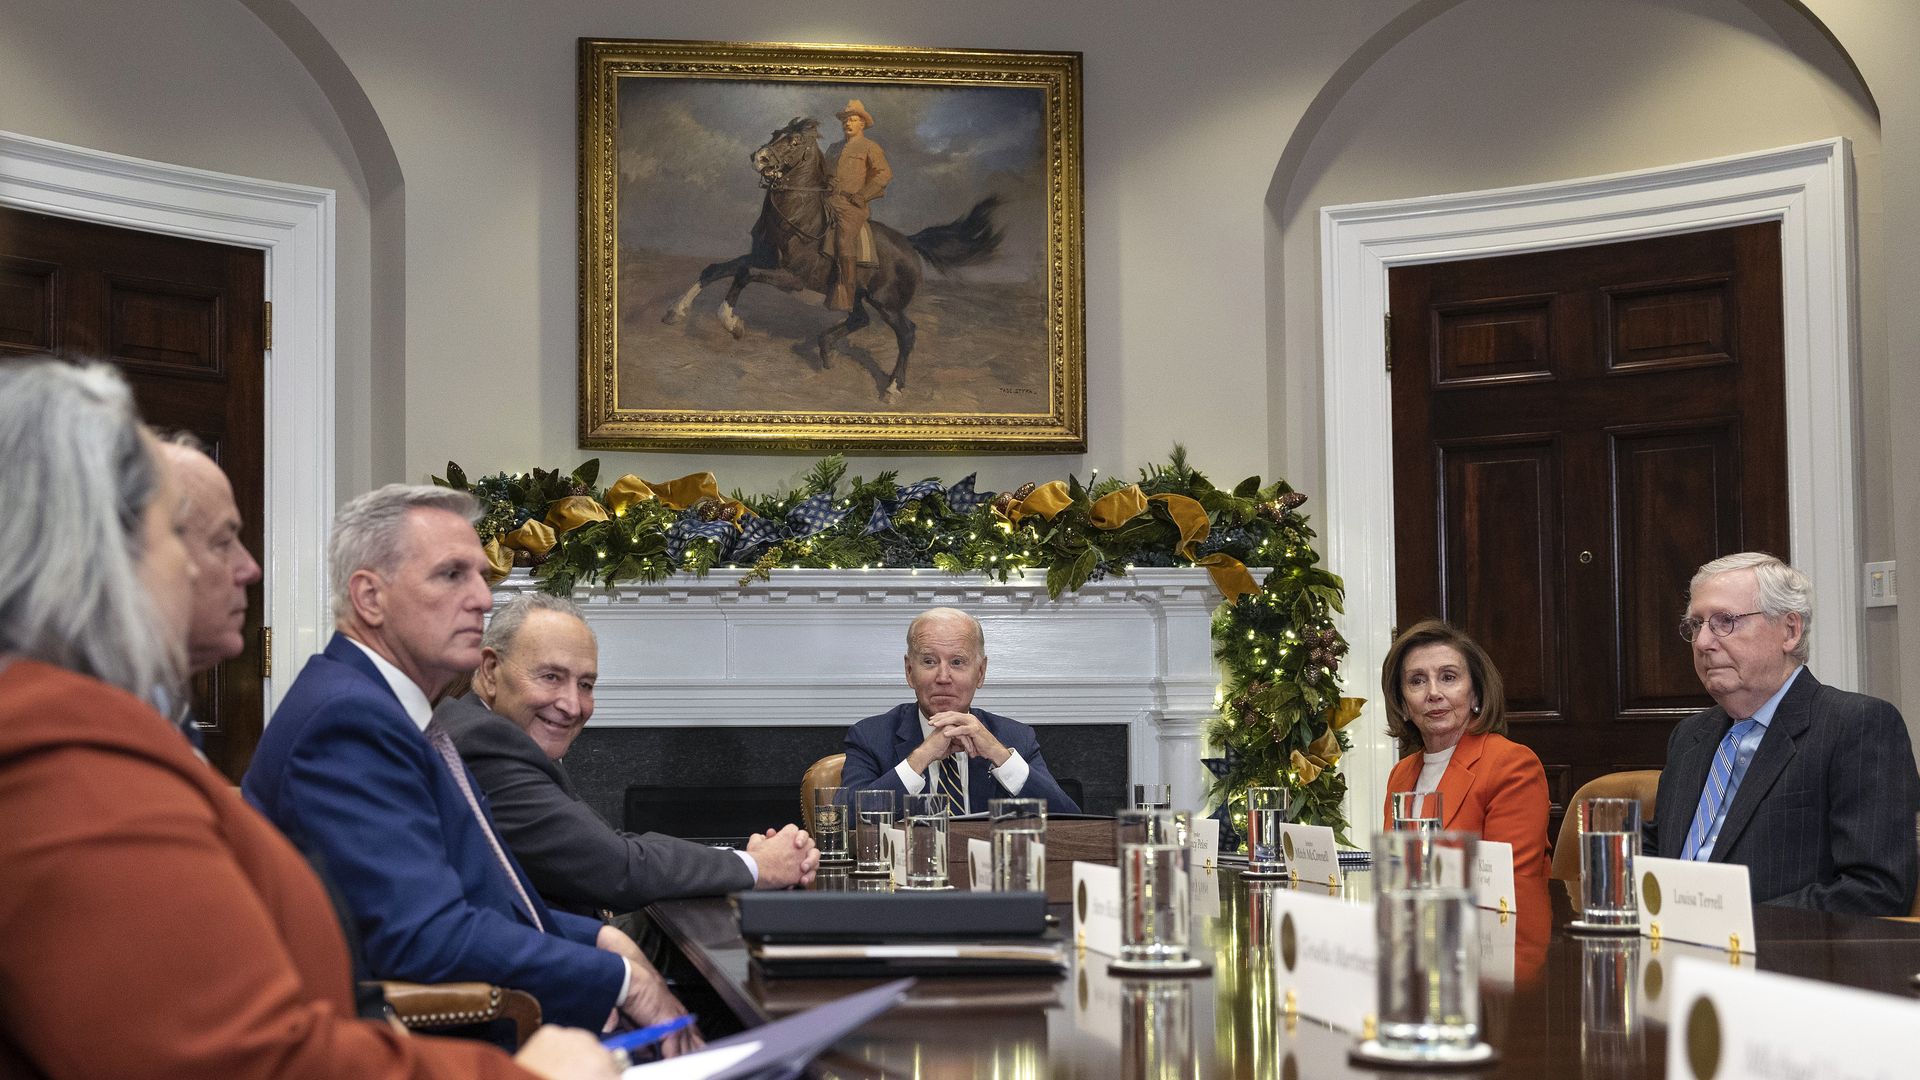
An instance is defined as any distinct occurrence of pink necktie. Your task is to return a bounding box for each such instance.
[427,723,544,931]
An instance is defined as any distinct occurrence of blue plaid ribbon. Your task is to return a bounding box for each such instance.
[864,476,994,534]
[786,492,846,536]
[945,474,990,514]
[666,517,739,562]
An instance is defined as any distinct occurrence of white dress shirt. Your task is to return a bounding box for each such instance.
[892,710,1031,807]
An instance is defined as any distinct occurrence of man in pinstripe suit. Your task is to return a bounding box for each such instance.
[1646,552,1920,915]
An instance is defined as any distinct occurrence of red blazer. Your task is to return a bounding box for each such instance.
[1383,729,1551,877]
[0,659,534,1080]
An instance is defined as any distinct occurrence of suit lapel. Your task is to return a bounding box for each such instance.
[1662,705,1725,852]
[1709,671,1814,861]
[1435,732,1484,830]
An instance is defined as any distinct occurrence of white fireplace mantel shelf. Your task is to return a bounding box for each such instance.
[495,567,1236,813]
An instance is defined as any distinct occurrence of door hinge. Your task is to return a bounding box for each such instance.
[264,300,273,352]
[1383,312,1392,372]
[260,626,273,679]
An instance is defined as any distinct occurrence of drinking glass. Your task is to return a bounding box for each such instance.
[852,789,895,876]
[902,793,952,889]
[1115,808,1198,970]
[1369,828,1482,1060]
[812,785,852,865]
[1244,787,1289,878]
[1577,797,1641,928]
[1133,783,1173,809]
[1389,790,1444,832]
[990,797,1047,892]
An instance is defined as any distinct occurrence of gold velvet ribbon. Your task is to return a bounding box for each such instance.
[604,472,725,515]
[482,538,514,586]
[1088,484,1147,530]
[1289,698,1365,785]
[1010,480,1072,523]
[1147,493,1260,603]
[544,495,609,535]
[502,519,556,557]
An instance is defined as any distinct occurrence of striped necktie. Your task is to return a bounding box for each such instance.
[937,754,966,815]
[426,723,545,931]
[1680,717,1759,861]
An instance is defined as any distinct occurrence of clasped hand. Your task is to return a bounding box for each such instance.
[908,711,1009,771]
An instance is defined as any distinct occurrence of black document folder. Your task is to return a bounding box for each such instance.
[735,890,1047,941]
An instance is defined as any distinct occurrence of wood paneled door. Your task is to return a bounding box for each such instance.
[1388,223,1789,836]
[0,205,266,782]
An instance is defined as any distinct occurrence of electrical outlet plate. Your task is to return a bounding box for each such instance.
[1864,561,1897,608]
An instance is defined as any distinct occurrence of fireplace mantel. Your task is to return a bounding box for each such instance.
[495,568,1232,813]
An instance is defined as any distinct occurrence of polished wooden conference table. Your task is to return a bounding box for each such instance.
[646,862,1920,1078]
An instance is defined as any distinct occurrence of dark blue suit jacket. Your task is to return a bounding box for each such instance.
[839,703,1080,814]
[1645,669,1920,915]
[243,634,624,1029]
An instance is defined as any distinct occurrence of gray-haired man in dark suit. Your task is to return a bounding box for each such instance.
[1646,552,1919,914]
[434,594,817,916]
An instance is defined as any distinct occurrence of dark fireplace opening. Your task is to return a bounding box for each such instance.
[563,723,1131,843]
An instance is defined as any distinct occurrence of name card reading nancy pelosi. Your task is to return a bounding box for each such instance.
[1667,957,1915,1080]
[1072,862,1122,958]
[1472,840,1517,912]
[1635,856,1755,953]
[967,838,991,891]
[1190,817,1220,868]
[1277,822,1338,885]
[1267,887,1376,1033]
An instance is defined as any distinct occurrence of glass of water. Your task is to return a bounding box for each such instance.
[1577,797,1641,928]
[1389,790,1443,832]
[902,793,952,889]
[1133,783,1173,809]
[1243,786,1289,878]
[1114,808,1201,971]
[812,785,851,865]
[1368,828,1484,1061]
[852,789,895,876]
[989,797,1047,892]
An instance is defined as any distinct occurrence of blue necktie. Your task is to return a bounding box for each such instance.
[937,754,966,815]
[1680,717,1759,860]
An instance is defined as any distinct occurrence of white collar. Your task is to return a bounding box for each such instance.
[344,637,436,731]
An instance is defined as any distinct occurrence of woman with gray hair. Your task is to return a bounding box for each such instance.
[0,359,614,1080]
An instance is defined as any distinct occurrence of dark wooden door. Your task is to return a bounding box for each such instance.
[0,205,266,781]
[1389,223,1788,837]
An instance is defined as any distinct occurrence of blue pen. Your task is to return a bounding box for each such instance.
[603,1014,696,1065]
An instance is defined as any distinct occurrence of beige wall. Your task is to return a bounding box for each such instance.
[4,0,1917,711]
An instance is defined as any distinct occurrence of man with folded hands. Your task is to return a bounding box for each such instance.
[840,607,1080,814]
[1646,551,1920,914]
[244,484,696,1050]
[435,593,818,915]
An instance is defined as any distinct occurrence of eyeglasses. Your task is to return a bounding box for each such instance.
[1677,611,1766,642]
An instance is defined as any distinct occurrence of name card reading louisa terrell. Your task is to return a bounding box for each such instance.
[1668,957,1915,1080]
[1635,856,1756,954]
[1072,862,1122,958]
[1267,887,1375,1033]
[1277,822,1339,887]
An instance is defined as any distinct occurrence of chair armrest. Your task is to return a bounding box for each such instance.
[380,980,543,1048]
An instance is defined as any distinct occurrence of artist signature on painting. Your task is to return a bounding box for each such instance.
[997,386,1037,395]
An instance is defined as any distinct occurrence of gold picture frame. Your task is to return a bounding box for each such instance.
[579,38,1084,451]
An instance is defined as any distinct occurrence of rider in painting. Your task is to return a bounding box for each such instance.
[825,99,892,311]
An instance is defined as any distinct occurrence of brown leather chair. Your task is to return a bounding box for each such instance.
[1549,770,1662,882]
[800,753,846,832]
[380,981,542,1048]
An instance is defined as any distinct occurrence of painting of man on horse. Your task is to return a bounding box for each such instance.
[617,80,1051,412]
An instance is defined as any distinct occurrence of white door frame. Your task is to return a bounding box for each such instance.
[1320,139,1858,843]
[1,129,337,714]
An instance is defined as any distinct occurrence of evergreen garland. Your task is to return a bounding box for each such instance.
[436,448,1359,837]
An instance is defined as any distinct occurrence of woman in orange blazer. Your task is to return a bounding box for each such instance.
[0,361,613,1080]
[1379,619,1551,876]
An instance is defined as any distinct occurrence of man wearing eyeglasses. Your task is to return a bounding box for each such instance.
[1645,552,1920,914]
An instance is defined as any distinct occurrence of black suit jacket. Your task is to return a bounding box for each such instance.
[838,702,1081,814]
[1646,669,1920,915]
[434,694,753,916]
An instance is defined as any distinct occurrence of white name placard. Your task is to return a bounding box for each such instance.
[1667,957,1917,1079]
[1278,822,1339,887]
[1473,840,1517,913]
[1478,905,1515,986]
[1635,856,1756,954]
[1073,862,1123,958]
[885,827,905,886]
[1268,886,1376,1033]
[1193,861,1222,918]
[1190,817,1220,869]
[967,838,991,891]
